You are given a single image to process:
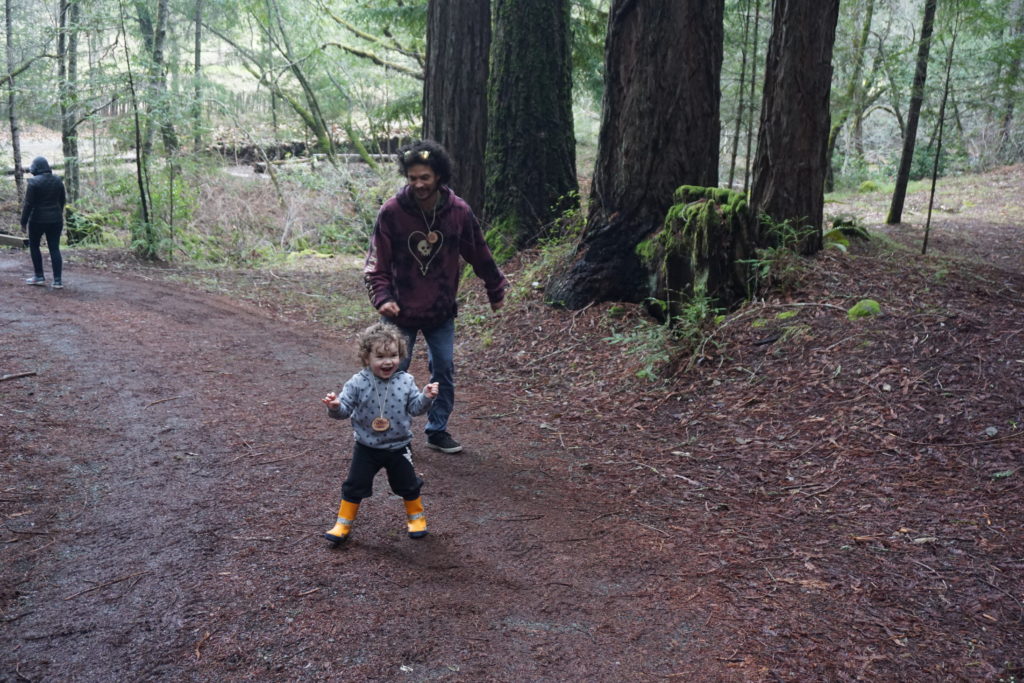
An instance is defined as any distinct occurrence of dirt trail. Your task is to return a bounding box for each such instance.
[3,165,1024,680]
[0,254,736,681]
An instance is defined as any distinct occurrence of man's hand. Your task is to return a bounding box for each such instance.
[379,301,400,318]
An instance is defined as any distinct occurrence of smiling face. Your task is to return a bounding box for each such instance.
[367,341,401,380]
[405,163,440,210]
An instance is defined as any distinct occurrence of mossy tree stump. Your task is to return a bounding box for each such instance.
[637,185,756,320]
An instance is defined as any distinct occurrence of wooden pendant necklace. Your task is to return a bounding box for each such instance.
[370,375,391,432]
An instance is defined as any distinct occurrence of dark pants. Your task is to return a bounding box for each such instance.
[28,222,63,280]
[341,442,422,504]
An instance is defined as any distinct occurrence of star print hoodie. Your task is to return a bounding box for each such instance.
[327,369,433,450]
[363,185,508,330]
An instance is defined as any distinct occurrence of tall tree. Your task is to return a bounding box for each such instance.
[58,0,81,203]
[727,0,755,189]
[749,0,840,255]
[484,0,578,252]
[134,0,179,156]
[1000,0,1024,160]
[743,0,763,192]
[422,0,489,216]
[208,0,337,160]
[548,0,724,308]
[192,0,203,151]
[886,0,937,225]
[5,0,24,202]
[825,0,880,191]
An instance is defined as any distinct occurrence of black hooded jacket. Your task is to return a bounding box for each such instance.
[20,157,67,227]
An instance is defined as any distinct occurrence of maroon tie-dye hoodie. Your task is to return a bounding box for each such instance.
[363,185,508,330]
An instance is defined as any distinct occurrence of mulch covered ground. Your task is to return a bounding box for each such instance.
[1,167,1022,680]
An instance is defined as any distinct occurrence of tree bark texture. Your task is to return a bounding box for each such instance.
[749,0,839,255]
[59,0,81,204]
[193,0,203,152]
[886,0,936,225]
[484,0,577,253]
[547,0,723,309]
[5,0,24,202]
[423,0,489,216]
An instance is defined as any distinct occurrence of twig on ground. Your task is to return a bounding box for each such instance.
[635,521,670,537]
[256,453,304,465]
[1,371,36,382]
[194,630,214,660]
[888,429,1023,448]
[64,571,150,601]
[146,396,183,407]
[4,527,49,536]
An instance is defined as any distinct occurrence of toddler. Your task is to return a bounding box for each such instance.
[322,322,438,544]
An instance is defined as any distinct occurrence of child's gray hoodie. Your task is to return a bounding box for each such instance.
[327,369,432,450]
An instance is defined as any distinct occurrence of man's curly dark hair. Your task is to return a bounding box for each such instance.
[396,139,452,185]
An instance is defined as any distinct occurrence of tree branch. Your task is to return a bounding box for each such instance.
[0,53,58,86]
[317,1,424,67]
[322,42,423,80]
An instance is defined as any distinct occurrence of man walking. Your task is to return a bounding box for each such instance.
[363,140,508,453]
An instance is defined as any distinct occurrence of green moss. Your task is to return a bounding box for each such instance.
[847,299,882,320]
[642,186,747,274]
[485,221,519,264]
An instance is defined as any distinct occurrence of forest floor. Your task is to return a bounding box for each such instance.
[1,166,1023,681]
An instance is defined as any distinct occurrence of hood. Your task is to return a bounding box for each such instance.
[29,157,52,175]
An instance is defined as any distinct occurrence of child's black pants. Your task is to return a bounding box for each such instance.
[341,442,422,503]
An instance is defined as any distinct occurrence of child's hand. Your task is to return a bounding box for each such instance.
[423,382,439,399]
[322,391,341,409]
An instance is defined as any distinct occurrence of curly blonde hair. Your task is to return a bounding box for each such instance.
[356,322,407,366]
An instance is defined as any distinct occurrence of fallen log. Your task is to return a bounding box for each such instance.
[0,232,28,248]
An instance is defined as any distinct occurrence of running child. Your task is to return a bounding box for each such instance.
[321,322,439,545]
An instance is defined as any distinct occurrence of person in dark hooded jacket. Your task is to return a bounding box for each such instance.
[363,140,508,454]
[20,156,67,288]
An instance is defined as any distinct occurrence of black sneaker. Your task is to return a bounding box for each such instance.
[427,431,463,453]
[51,280,63,289]
[25,276,45,286]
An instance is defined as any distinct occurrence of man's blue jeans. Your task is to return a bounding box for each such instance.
[395,318,455,436]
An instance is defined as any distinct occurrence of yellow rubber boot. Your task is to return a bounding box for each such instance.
[324,500,359,544]
[404,497,427,539]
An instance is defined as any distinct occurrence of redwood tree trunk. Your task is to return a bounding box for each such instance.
[547,0,723,308]
[886,0,937,225]
[422,0,489,216]
[484,0,577,252]
[749,0,840,255]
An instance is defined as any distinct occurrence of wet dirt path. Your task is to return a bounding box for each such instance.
[1,255,735,681]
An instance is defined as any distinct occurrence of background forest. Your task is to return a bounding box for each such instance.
[3,2,1023,679]
[0,0,1019,305]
